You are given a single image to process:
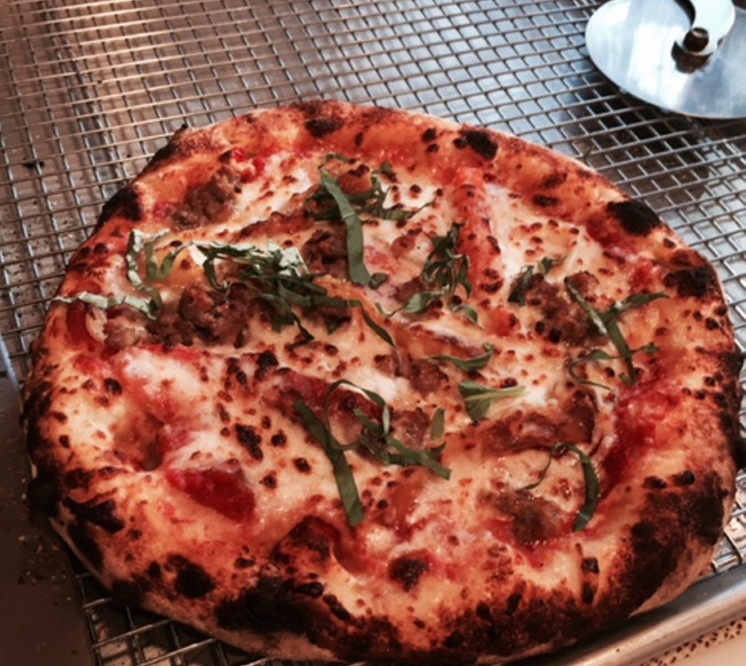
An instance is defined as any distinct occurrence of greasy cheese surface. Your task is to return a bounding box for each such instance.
[23,102,740,664]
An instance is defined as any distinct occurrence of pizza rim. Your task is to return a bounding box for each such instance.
[22,99,743,664]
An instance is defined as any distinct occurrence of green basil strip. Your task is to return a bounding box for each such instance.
[612,292,669,317]
[564,278,609,336]
[329,380,450,478]
[568,349,618,392]
[562,443,600,531]
[125,231,163,309]
[319,170,372,286]
[297,379,452,525]
[508,266,534,306]
[537,256,564,275]
[145,236,191,281]
[401,290,444,315]
[570,344,659,390]
[457,381,527,422]
[453,303,479,324]
[54,292,158,319]
[430,408,446,440]
[432,343,494,372]
[357,304,396,348]
[565,280,667,385]
[384,436,451,480]
[292,400,365,526]
[521,451,555,491]
[604,317,638,383]
[521,443,600,531]
[326,378,389,430]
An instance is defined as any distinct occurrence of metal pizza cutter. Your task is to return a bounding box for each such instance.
[585,0,746,119]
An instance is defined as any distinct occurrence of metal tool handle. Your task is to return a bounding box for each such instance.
[677,0,735,56]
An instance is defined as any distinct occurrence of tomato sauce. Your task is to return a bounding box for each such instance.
[165,466,255,522]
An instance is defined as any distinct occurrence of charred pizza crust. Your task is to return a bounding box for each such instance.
[23,101,743,664]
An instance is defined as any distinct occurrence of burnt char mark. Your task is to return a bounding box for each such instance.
[235,424,263,460]
[255,350,279,380]
[533,194,559,208]
[613,471,726,615]
[627,520,678,603]
[339,618,403,662]
[63,497,125,533]
[712,349,745,467]
[219,575,405,662]
[295,101,344,138]
[63,467,94,490]
[581,557,600,574]
[23,381,54,455]
[67,522,103,570]
[104,377,123,395]
[168,555,215,599]
[26,473,62,518]
[607,200,661,237]
[271,516,339,566]
[23,382,65,519]
[306,116,343,138]
[541,172,568,189]
[323,594,352,622]
[216,577,312,634]
[452,588,586,661]
[388,554,430,591]
[672,470,696,486]
[680,472,728,546]
[295,581,325,598]
[96,185,143,230]
[458,128,498,160]
[664,265,719,299]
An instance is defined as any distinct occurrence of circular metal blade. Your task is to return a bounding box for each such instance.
[585,0,746,119]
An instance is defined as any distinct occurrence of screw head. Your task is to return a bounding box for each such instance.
[683,27,710,52]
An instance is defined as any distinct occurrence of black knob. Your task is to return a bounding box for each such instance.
[682,27,709,53]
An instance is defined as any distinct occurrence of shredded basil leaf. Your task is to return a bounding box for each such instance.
[327,380,450,480]
[292,400,365,526]
[194,241,395,349]
[458,381,527,422]
[308,156,429,285]
[508,257,564,306]
[53,292,158,319]
[430,408,446,440]
[293,379,451,526]
[431,343,494,372]
[522,442,600,531]
[54,230,178,319]
[538,256,564,275]
[521,450,555,491]
[401,223,475,322]
[507,266,534,306]
[318,170,372,286]
[144,235,191,281]
[569,344,659,390]
[565,279,667,385]
[565,444,600,531]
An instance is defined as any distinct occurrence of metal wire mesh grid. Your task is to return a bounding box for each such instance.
[1,0,745,665]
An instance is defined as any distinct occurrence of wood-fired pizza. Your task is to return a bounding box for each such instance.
[22,100,744,664]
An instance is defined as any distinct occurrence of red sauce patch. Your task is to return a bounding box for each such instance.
[165,466,255,522]
[604,386,675,491]
[65,302,102,350]
[240,156,266,183]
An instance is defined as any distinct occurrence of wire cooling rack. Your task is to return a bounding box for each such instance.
[1,1,745,665]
